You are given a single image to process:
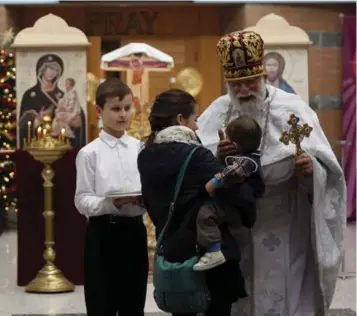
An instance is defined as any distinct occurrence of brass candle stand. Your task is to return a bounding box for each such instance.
[24,130,75,293]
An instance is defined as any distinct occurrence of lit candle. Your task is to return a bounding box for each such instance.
[27,121,31,145]
[60,128,65,144]
[37,126,42,139]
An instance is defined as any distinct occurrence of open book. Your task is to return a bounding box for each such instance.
[105,191,142,199]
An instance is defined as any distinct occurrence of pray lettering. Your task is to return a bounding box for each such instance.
[87,11,159,36]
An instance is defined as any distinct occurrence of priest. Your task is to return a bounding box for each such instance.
[197,30,346,316]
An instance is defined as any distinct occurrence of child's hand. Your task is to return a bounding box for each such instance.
[205,181,215,197]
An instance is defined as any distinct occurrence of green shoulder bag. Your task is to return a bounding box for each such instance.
[153,147,211,314]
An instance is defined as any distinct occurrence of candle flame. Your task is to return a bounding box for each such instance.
[43,115,52,123]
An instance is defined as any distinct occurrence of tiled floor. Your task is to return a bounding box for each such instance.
[0,225,355,316]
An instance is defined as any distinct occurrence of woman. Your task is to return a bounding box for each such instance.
[19,53,86,148]
[138,89,254,316]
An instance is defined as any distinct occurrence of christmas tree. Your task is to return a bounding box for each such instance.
[0,35,17,233]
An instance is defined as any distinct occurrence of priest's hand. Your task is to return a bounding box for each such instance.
[216,129,237,159]
[295,153,313,177]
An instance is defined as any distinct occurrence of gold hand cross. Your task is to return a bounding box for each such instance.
[279,113,313,156]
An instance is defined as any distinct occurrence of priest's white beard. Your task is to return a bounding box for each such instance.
[227,78,267,127]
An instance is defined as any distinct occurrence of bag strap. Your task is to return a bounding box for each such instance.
[155,147,198,253]
[172,147,198,206]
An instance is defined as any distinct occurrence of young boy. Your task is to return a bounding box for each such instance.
[74,78,148,316]
[193,115,265,271]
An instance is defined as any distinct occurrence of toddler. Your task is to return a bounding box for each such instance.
[52,78,81,138]
[194,115,265,271]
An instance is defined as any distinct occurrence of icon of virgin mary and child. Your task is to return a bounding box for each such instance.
[18,54,86,148]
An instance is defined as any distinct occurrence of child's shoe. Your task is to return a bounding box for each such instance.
[193,250,226,271]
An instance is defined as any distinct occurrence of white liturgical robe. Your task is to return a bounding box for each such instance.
[197,85,347,316]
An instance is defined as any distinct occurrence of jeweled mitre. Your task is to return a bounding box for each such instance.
[216,31,266,81]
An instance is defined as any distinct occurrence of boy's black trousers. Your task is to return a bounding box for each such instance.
[84,215,149,316]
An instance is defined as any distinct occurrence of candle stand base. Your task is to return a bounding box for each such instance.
[25,262,75,293]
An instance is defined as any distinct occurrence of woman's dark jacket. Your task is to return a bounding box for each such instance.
[137,142,258,263]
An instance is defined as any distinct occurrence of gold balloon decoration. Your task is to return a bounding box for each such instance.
[87,72,100,105]
[176,67,203,98]
[127,102,151,140]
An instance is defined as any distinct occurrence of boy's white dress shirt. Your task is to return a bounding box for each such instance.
[75,130,145,217]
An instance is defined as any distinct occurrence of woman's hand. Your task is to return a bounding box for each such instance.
[19,110,39,125]
[39,105,54,119]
